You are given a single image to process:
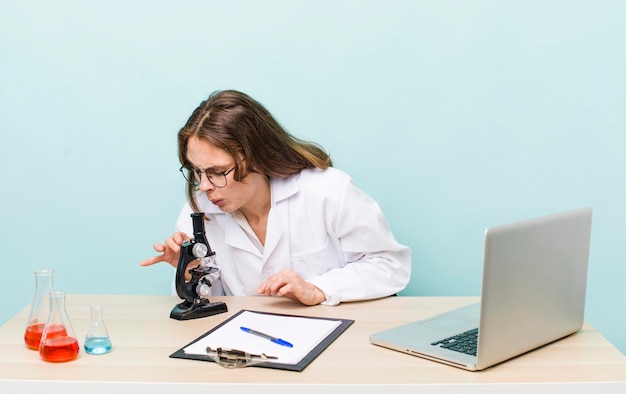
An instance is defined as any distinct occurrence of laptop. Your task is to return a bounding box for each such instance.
[370,207,593,371]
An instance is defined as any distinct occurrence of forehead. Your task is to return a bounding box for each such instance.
[186,136,232,168]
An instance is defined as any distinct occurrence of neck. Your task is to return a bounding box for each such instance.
[238,176,271,225]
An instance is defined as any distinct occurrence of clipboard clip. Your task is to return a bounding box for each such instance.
[206,346,278,368]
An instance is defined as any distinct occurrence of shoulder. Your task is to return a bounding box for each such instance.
[290,167,355,199]
[296,167,352,188]
[271,167,354,205]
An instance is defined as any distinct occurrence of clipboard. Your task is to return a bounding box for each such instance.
[169,309,354,371]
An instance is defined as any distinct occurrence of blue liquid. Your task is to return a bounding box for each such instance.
[84,337,112,355]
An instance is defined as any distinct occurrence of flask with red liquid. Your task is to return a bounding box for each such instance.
[39,290,79,362]
[24,269,55,350]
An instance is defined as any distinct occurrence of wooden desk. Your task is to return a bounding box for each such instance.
[1,295,625,393]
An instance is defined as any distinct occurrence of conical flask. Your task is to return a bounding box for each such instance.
[84,305,112,354]
[24,269,55,350]
[39,290,80,362]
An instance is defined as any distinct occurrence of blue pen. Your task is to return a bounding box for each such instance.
[240,326,294,348]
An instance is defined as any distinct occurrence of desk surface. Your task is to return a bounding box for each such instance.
[1,294,625,393]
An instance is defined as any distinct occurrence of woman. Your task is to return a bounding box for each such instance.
[141,90,411,306]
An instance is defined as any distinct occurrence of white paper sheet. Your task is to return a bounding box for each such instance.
[183,310,342,365]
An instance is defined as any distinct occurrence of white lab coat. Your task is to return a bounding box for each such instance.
[174,167,411,306]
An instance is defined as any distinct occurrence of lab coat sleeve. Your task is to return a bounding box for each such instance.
[305,175,411,305]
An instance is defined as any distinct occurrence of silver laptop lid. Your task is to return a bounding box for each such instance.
[369,207,592,371]
[476,207,592,369]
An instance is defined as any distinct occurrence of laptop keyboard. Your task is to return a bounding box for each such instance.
[430,328,478,356]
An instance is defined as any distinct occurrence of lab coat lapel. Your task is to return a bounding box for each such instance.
[262,175,299,264]
[214,214,262,257]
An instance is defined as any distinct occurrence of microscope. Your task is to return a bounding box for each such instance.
[170,212,228,320]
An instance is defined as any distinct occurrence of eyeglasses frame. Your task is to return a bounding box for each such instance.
[179,163,237,189]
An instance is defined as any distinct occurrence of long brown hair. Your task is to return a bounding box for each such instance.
[178,90,332,211]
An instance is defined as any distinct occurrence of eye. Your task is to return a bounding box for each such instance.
[205,170,224,178]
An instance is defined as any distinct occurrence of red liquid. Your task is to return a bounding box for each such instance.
[24,323,68,350]
[39,336,79,362]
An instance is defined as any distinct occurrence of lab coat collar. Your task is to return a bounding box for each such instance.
[261,173,300,258]
[270,172,300,203]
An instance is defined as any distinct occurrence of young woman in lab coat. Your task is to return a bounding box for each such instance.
[140,90,411,306]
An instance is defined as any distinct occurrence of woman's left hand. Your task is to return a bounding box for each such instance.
[257,269,326,306]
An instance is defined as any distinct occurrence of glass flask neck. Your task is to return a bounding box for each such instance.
[90,305,103,321]
[33,269,55,302]
[49,290,65,311]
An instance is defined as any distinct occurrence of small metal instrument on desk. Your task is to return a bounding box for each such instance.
[206,347,278,368]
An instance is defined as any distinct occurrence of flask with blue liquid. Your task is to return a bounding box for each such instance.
[84,305,112,355]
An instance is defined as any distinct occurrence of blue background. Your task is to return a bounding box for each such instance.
[2,1,625,354]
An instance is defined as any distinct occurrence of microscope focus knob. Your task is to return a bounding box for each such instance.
[198,283,211,297]
[192,243,208,259]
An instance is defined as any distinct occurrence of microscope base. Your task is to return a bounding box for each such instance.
[170,300,228,320]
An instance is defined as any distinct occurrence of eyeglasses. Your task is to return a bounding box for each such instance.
[179,164,237,188]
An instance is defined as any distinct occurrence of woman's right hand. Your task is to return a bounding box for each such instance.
[140,232,190,269]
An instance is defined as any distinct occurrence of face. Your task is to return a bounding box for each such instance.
[186,136,267,213]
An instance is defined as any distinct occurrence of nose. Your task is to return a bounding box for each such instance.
[197,172,215,192]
